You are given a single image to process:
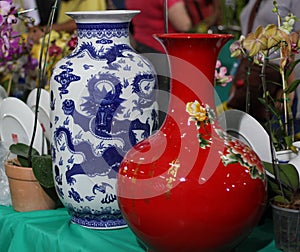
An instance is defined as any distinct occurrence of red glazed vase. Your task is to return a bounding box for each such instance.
[117,34,267,252]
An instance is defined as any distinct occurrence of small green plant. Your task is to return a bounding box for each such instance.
[263,161,300,208]
[8,143,60,206]
[9,143,53,188]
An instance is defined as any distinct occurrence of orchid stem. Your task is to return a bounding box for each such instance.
[276,4,291,146]
[28,0,58,165]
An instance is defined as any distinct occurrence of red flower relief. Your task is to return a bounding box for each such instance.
[223,137,264,176]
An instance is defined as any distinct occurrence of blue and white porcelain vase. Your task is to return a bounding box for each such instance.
[50,10,158,229]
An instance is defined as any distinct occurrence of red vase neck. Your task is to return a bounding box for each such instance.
[154,33,233,123]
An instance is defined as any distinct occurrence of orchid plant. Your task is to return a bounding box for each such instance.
[0,0,37,97]
[0,0,77,96]
[230,0,300,208]
[31,30,77,90]
[215,59,232,86]
[230,2,300,151]
[0,0,61,191]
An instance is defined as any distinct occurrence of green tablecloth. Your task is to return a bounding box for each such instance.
[0,206,143,252]
[0,205,281,251]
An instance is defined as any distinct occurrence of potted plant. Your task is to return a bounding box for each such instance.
[230,15,300,150]
[229,1,300,160]
[262,158,300,252]
[4,143,57,211]
[230,1,300,251]
[1,0,62,211]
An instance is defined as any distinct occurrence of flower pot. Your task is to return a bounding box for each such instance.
[276,150,297,163]
[117,34,267,251]
[287,141,300,178]
[272,204,300,252]
[276,148,300,183]
[4,159,56,212]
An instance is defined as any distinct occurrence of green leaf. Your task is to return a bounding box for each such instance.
[284,79,300,94]
[17,156,30,168]
[9,143,40,167]
[263,161,299,192]
[273,195,290,204]
[9,143,40,157]
[283,136,294,150]
[285,59,300,77]
[268,179,294,200]
[32,155,54,188]
[258,97,280,116]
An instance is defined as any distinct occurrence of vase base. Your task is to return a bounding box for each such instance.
[71,216,127,229]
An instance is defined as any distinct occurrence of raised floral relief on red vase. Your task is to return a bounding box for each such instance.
[117,34,267,251]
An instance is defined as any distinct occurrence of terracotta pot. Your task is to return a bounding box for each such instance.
[5,159,56,212]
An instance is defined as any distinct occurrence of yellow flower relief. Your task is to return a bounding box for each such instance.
[186,100,207,122]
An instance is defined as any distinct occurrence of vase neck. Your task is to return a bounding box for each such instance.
[68,10,140,46]
[76,22,131,46]
[167,52,217,108]
[158,34,232,106]
[154,34,233,126]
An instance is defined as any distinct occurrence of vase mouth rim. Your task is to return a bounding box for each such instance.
[66,10,141,22]
[153,33,234,40]
[276,149,295,154]
[66,10,141,16]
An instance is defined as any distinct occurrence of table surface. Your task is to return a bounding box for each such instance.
[0,205,281,252]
